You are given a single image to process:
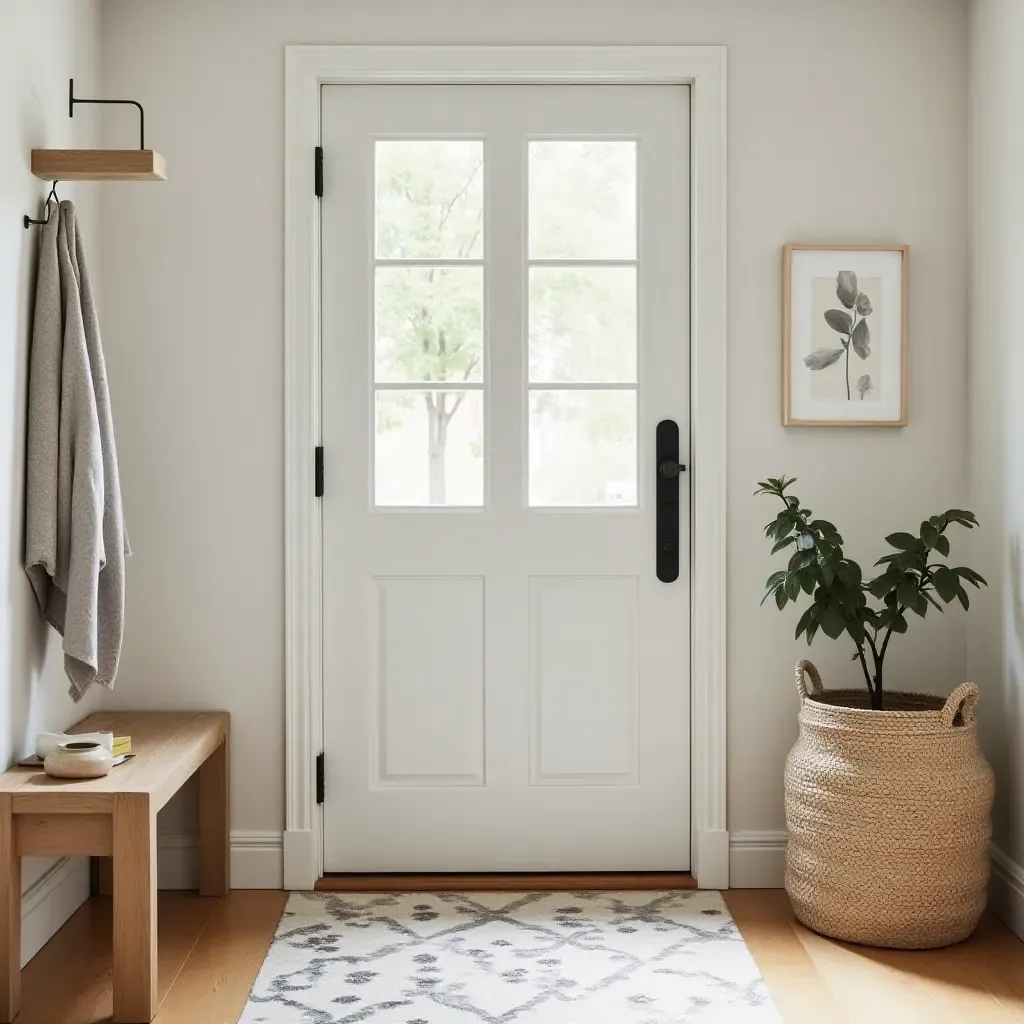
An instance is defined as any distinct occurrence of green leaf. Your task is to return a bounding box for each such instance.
[799,569,817,595]
[933,566,960,602]
[856,292,873,316]
[923,589,945,613]
[846,616,866,644]
[956,586,970,611]
[834,560,862,586]
[935,534,950,557]
[886,532,920,552]
[892,613,909,633]
[894,551,920,572]
[867,576,895,599]
[775,586,789,611]
[785,574,801,600]
[836,271,858,308]
[804,347,845,371]
[790,549,817,571]
[822,604,846,640]
[944,509,979,528]
[921,522,940,549]
[771,536,796,555]
[819,561,835,586]
[954,566,988,588]
[897,581,919,608]
[795,605,816,640]
[910,591,928,617]
[824,309,853,334]
[851,318,871,359]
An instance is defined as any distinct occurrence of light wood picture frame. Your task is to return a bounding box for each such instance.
[782,243,908,427]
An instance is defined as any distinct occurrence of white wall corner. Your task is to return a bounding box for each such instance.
[21,857,90,967]
[729,830,788,889]
[990,845,1024,940]
[157,831,284,890]
[695,829,730,889]
[283,829,317,891]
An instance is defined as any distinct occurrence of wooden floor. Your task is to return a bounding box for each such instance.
[724,890,1024,1022]
[15,888,1024,1022]
[14,890,286,1024]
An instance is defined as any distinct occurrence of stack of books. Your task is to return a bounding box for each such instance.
[113,736,132,757]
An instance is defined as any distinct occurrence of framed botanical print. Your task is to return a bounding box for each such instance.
[782,244,908,426]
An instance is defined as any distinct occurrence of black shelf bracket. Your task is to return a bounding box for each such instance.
[69,78,146,150]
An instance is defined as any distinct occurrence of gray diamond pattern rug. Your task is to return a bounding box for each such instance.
[239,890,779,1023]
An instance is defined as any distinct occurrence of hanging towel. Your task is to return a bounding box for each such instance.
[25,200,130,702]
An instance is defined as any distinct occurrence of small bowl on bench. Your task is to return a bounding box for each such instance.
[43,740,114,779]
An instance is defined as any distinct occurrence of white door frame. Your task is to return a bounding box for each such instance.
[283,45,727,891]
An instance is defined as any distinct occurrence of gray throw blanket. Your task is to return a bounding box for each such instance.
[25,200,129,702]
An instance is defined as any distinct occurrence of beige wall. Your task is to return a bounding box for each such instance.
[969,0,1024,928]
[97,0,970,851]
[0,0,103,949]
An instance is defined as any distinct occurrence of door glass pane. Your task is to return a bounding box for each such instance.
[375,141,484,259]
[375,390,484,507]
[529,267,636,383]
[529,141,636,260]
[529,390,637,507]
[375,267,483,383]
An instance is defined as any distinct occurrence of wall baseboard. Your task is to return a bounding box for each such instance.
[158,831,283,890]
[990,845,1024,940]
[729,830,788,889]
[21,856,90,967]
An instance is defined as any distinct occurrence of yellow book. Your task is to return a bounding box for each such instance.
[113,736,131,756]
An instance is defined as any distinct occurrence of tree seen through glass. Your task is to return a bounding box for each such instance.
[373,139,639,506]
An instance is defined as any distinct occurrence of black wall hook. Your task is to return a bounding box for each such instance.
[70,78,145,150]
[23,181,59,229]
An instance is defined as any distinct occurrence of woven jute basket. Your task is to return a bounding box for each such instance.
[785,660,994,949]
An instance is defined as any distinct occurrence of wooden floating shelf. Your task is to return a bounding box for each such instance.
[31,149,166,181]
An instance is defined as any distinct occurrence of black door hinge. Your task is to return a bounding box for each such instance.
[316,752,325,804]
[314,446,324,497]
[314,146,324,198]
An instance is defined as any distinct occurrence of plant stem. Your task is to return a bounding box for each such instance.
[844,311,860,402]
[855,644,876,703]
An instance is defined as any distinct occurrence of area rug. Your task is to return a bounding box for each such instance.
[238,890,779,1023]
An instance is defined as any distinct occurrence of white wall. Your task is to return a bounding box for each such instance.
[0,0,105,959]
[968,0,1024,933]
[97,0,970,874]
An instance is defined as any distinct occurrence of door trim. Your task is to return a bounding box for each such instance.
[283,44,728,890]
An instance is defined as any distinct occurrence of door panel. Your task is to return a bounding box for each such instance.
[321,84,690,871]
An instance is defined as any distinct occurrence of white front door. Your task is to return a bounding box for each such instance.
[320,84,690,872]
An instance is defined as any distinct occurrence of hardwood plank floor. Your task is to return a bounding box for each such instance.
[726,889,1024,1023]
[15,891,285,1024]
[13,887,1024,1022]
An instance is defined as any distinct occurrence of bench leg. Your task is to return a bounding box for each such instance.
[0,796,19,1023]
[113,794,157,1023]
[198,735,230,897]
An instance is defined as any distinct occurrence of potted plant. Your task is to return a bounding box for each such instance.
[757,476,995,949]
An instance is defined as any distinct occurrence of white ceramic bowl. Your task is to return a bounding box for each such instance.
[43,740,114,779]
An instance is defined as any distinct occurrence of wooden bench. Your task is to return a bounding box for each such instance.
[0,711,229,1023]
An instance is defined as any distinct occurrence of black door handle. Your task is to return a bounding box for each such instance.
[656,420,681,583]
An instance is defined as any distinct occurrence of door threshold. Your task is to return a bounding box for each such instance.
[314,872,696,892]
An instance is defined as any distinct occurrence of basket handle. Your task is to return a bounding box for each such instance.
[941,683,980,727]
[795,660,824,702]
